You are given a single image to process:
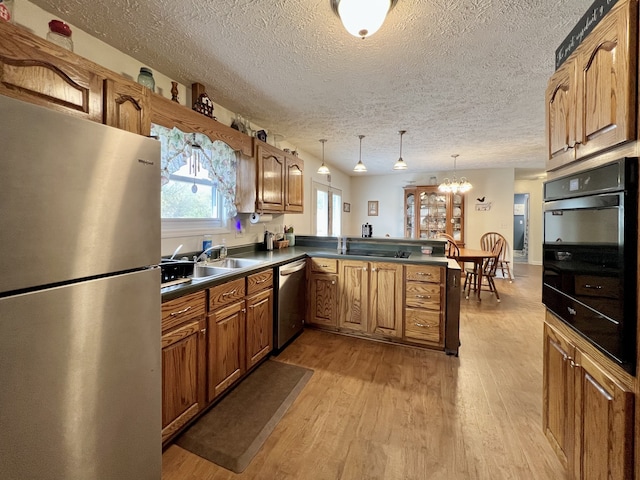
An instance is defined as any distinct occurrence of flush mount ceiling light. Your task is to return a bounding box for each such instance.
[393,130,408,170]
[353,134,367,172]
[317,139,331,175]
[439,154,472,193]
[331,0,399,39]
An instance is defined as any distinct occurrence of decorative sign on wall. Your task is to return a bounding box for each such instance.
[555,0,619,69]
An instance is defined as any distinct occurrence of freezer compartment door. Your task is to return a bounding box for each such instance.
[0,269,161,480]
[0,95,160,294]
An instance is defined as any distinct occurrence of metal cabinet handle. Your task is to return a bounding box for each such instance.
[222,289,237,297]
[415,295,431,299]
[320,264,329,267]
[200,328,206,335]
[569,359,581,368]
[169,306,192,316]
[415,322,434,328]
[331,280,336,285]
[241,308,246,313]
[416,272,432,276]
[583,284,603,290]
[256,279,268,284]
[371,267,377,272]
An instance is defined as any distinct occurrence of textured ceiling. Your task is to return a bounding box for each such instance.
[29,0,590,175]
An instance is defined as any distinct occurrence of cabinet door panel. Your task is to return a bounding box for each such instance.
[208,301,245,400]
[309,273,337,327]
[369,262,402,337]
[104,78,151,135]
[542,323,574,467]
[285,156,304,212]
[574,351,633,480]
[546,59,577,170]
[576,0,636,159]
[246,289,273,369]
[338,261,368,331]
[161,319,205,442]
[257,144,285,212]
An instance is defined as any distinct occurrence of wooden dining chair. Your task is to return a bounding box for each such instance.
[464,237,505,301]
[479,232,513,282]
[437,233,460,259]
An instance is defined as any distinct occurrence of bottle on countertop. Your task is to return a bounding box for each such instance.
[47,20,73,51]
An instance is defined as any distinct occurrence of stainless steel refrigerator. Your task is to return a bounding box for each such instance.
[0,95,162,479]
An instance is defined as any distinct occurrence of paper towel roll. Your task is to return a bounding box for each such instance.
[249,213,273,224]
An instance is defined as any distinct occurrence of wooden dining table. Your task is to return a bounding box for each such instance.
[448,247,497,300]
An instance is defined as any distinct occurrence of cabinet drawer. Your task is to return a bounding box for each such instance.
[162,290,206,332]
[405,264,443,284]
[209,278,246,311]
[310,258,338,274]
[404,309,443,344]
[405,282,441,310]
[247,269,273,295]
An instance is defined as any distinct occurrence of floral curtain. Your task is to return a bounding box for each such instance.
[151,124,238,217]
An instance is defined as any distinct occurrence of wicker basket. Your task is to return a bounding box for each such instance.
[274,239,289,249]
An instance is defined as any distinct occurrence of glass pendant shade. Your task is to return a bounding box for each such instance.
[353,135,367,172]
[332,0,397,39]
[439,154,472,193]
[393,129,408,170]
[317,139,331,175]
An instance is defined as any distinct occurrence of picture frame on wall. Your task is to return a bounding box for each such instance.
[368,200,378,216]
[343,202,351,213]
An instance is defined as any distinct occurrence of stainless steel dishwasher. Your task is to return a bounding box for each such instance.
[275,259,307,351]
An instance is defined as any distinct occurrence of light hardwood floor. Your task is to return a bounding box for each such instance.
[162,264,569,480]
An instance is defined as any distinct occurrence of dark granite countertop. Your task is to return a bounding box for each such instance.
[161,243,459,302]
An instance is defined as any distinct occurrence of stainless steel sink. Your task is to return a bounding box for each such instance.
[206,258,262,269]
[191,258,262,279]
[191,265,232,278]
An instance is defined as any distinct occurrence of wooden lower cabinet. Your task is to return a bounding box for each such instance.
[403,264,445,348]
[161,291,207,443]
[369,262,403,337]
[246,288,273,369]
[207,300,246,401]
[308,258,338,328]
[543,319,634,479]
[338,260,369,331]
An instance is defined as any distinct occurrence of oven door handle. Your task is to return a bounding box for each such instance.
[545,193,620,211]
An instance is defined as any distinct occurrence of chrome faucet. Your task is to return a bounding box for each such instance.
[196,244,227,262]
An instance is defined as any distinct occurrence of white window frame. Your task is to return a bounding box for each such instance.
[312,180,342,236]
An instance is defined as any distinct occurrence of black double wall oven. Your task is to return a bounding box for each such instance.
[542,158,638,374]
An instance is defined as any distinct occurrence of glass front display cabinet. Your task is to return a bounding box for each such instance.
[403,186,465,245]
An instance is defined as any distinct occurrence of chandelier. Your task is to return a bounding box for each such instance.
[438,154,472,193]
[331,0,399,39]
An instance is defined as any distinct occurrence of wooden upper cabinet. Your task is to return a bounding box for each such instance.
[256,142,286,213]
[285,155,304,213]
[546,58,578,171]
[575,0,637,160]
[546,0,637,170]
[0,21,103,122]
[103,78,151,136]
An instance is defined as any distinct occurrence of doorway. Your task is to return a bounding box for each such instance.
[513,193,529,263]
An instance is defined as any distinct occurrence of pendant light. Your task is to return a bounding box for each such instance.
[331,0,399,39]
[353,134,367,172]
[317,139,331,175]
[438,154,472,193]
[393,130,408,170]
